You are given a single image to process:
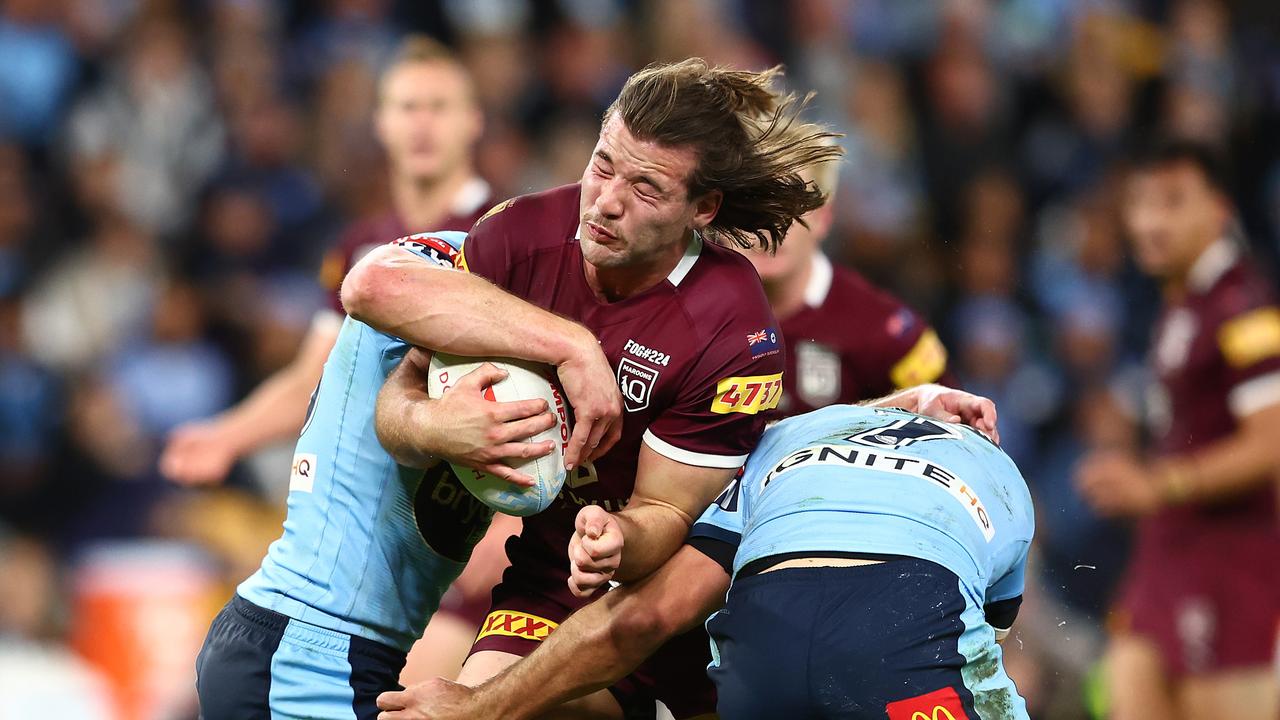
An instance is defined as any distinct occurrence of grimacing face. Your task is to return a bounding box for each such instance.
[375,60,482,183]
[578,114,718,269]
[1122,160,1227,280]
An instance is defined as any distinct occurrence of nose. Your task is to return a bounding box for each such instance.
[596,177,624,219]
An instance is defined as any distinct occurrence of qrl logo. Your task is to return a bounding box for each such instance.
[617,358,658,413]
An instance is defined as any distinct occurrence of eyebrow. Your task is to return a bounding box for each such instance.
[594,150,668,196]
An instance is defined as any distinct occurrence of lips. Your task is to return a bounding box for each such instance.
[585,221,617,243]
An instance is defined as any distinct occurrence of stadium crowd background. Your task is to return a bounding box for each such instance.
[0,0,1277,718]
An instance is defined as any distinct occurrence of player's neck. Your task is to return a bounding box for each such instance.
[583,235,691,303]
[762,257,814,321]
[391,165,474,230]
[1162,234,1224,301]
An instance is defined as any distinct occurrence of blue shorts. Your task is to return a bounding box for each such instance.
[706,558,1027,720]
[195,594,406,720]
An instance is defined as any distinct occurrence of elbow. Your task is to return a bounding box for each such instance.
[339,255,384,322]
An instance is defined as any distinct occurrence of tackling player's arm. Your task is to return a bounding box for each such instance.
[568,444,736,594]
[343,244,620,469]
[375,545,729,720]
[374,348,558,485]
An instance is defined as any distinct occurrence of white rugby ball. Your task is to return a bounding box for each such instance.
[425,352,570,516]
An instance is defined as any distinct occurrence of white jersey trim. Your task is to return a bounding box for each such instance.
[1188,238,1239,293]
[642,429,748,469]
[666,233,703,287]
[804,252,834,308]
[1229,370,1280,418]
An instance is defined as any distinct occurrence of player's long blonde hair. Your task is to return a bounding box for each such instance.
[606,58,843,254]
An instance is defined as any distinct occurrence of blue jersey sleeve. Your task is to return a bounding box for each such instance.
[390,231,467,268]
[687,472,746,573]
[987,541,1029,604]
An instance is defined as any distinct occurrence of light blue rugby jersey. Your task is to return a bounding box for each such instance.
[239,231,493,653]
[690,404,1034,610]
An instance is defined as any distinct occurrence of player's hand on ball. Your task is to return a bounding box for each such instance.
[1075,451,1162,517]
[897,384,1000,444]
[376,677,477,720]
[159,420,238,486]
[557,330,623,471]
[430,362,558,487]
[568,505,623,597]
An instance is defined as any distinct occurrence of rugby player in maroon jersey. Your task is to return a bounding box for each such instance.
[1076,141,1280,720]
[160,37,509,683]
[346,60,997,719]
[745,149,956,421]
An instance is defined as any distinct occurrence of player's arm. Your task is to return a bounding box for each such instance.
[374,348,558,484]
[375,545,729,720]
[863,383,1000,444]
[160,313,341,485]
[343,244,620,468]
[568,444,736,593]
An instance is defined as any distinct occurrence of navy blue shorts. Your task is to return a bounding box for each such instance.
[195,595,407,720]
[706,558,1026,719]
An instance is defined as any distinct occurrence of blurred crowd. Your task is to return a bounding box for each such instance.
[0,0,1277,718]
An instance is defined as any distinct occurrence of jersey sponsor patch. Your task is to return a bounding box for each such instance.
[890,329,948,388]
[711,373,784,415]
[476,610,558,642]
[392,234,460,269]
[795,340,841,407]
[746,327,782,358]
[289,453,317,493]
[760,444,995,541]
[885,687,971,720]
[1218,307,1280,368]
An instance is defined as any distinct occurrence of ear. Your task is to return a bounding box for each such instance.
[690,190,723,231]
[807,199,835,239]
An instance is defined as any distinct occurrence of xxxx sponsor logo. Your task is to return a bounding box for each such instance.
[477,611,559,642]
[885,687,970,720]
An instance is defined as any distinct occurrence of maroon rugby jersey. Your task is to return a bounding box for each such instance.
[459,183,784,597]
[767,253,954,421]
[319,177,491,312]
[1145,239,1280,538]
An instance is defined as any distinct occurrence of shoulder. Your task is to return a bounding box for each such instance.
[470,183,581,247]
[677,240,777,334]
[826,264,918,324]
[1206,259,1279,319]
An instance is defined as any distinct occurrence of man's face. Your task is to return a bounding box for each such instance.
[578,114,718,269]
[1122,161,1227,279]
[375,61,482,183]
[745,201,831,283]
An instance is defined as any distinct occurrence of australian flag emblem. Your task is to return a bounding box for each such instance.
[747,327,781,358]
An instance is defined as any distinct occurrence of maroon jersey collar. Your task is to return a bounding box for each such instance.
[804,252,835,308]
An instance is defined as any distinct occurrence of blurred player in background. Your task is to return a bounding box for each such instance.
[379,405,1031,720]
[1076,141,1280,720]
[746,148,955,420]
[162,36,507,683]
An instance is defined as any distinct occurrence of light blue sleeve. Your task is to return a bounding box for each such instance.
[987,540,1030,603]
[690,472,747,546]
[389,231,467,267]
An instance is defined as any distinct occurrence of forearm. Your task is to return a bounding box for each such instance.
[1160,429,1280,502]
[342,247,589,365]
[213,320,335,452]
[374,376,438,468]
[611,500,693,583]
[476,548,723,720]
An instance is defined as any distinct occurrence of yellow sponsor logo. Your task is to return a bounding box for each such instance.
[317,249,345,290]
[711,373,784,415]
[455,247,470,273]
[890,329,948,389]
[476,198,513,226]
[1218,307,1280,368]
[912,708,958,720]
[476,611,558,642]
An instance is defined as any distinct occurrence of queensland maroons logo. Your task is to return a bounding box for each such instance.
[616,358,658,413]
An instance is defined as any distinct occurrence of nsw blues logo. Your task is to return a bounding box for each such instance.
[845,416,960,449]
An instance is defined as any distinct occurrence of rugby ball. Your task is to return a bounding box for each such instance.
[425,352,570,516]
